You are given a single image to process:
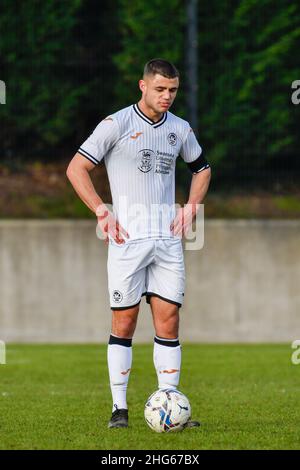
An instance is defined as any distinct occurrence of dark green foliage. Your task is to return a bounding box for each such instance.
[0,1,83,159]
[197,0,300,185]
[0,0,119,163]
[0,0,299,188]
[113,0,185,114]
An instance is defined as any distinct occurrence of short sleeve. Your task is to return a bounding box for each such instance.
[78,116,119,165]
[180,127,202,163]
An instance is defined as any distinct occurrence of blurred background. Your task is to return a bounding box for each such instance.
[0,0,300,342]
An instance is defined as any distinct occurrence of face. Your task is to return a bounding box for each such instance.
[139,74,179,113]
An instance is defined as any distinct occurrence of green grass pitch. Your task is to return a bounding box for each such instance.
[0,344,299,450]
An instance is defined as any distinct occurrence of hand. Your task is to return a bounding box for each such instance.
[170,204,197,238]
[96,205,129,245]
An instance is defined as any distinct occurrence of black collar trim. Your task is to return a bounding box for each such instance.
[133,104,167,128]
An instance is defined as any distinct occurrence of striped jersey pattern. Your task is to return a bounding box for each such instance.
[78,104,202,240]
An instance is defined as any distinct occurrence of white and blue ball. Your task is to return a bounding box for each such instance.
[144,389,191,433]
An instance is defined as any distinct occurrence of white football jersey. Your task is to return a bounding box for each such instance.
[78,104,203,240]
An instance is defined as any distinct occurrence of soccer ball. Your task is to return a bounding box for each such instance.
[144,389,191,433]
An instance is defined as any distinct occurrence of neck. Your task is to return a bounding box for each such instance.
[137,100,163,123]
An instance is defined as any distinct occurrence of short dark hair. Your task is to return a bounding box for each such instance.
[143,59,179,79]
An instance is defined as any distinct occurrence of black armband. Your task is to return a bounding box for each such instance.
[186,154,210,174]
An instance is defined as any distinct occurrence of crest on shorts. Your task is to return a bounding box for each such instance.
[137,149,154,173]
[167,133,177,146]
[113,290,123,303]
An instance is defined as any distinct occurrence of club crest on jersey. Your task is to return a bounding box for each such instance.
[167,133,177,146]
[137,149,154,173]
[113,290,123,303]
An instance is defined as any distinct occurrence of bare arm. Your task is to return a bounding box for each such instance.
[66,153,104,214]
[171,167,211,237]
[66,153,129,244]
[187,167,211,214]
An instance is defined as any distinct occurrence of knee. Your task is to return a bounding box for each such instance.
[156,312,179,338]
[112,313,137,338]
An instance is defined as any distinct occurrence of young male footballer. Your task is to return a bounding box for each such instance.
[66,59,211,428]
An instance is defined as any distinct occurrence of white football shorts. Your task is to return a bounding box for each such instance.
[107,238,185,310]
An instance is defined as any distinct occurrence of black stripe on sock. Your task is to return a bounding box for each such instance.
[154,336,180,347]
[109,335,132,347]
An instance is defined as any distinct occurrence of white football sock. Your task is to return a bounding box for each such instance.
[153,336,181,390]
[107,334,132,412]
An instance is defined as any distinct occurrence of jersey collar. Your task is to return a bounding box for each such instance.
[133,103,167,128]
